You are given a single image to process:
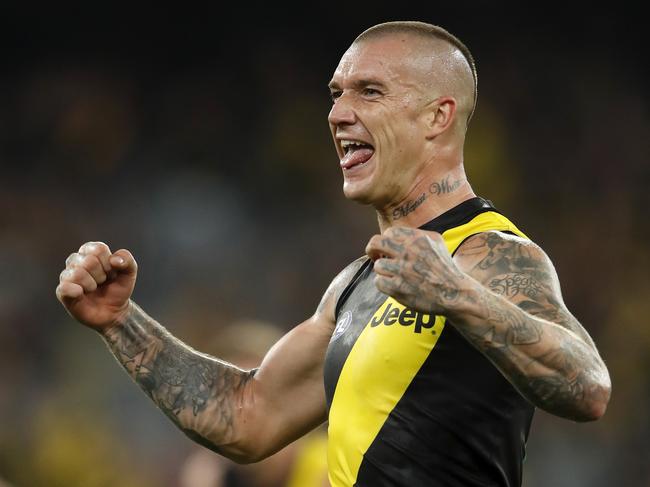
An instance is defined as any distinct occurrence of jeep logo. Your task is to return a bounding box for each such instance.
[369,302,436,334]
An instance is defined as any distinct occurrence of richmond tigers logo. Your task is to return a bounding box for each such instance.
[331,310,352,342]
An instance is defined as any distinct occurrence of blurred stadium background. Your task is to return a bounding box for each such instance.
[0,4,648,486]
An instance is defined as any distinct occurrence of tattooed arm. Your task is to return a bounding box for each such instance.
[450,231,610,421]
[366,228,611,422]
[102,302,253,454]
[57,241,364,462]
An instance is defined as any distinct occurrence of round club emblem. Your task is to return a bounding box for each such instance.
[331,310,352,342]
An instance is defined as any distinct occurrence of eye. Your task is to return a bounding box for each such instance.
[362,87,381,97]
[330,90,342,102]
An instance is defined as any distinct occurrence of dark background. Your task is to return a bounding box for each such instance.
[0,4,648,486]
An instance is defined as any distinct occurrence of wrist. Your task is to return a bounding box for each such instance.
[99,300,134,337]
[444,278,486,322]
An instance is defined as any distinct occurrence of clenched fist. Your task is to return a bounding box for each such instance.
[56,241,138,331]
[365,226,471,315]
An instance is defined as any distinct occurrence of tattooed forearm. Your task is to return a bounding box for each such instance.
[102,301,255,452]
[451,231,610,421]
[455,288,608,421]
[392,193,427,220]
[429,176,463,195]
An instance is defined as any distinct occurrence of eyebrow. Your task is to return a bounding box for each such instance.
[328,78,388,91]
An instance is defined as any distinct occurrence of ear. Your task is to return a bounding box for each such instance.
[424,96,457,139]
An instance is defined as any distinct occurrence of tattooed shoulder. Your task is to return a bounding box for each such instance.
[455,231,595,346]
[455,231,550,284]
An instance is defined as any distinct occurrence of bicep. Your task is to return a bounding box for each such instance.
[455,231,597,349]
[241,257,365,457]
[249,315,332,452]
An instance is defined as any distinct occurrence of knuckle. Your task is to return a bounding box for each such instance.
[81,254,101,270]
[377,259,394,274]
[65,252,80,266]
[375,275,390,291]
[79,241,109,255]
[70,267,88,282]
[391,226,414,237]
[66,267,80,281]
[117,249,137,263]
[78,242,93,254]
[94,241,111,253]
[55,285,69,301]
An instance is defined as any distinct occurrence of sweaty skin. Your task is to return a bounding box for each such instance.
[57,25,610,465]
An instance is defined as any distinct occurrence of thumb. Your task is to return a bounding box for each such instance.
[109,249,138,276]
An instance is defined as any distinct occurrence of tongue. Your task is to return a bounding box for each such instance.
[341,147,374,169]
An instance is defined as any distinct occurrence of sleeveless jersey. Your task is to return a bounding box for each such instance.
[324,197,535,487]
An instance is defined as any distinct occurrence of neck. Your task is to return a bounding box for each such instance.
[376,169,476,233]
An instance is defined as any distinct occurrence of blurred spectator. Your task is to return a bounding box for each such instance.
[0,477,15,487]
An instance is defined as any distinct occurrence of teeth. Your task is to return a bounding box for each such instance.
[341,140,366,148]
[340,140,369,153]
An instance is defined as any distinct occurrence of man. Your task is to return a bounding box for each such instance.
[56,21,611,487]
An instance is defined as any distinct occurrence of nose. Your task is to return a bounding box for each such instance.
[328,95,357,127]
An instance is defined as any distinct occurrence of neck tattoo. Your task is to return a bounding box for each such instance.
[392,192,427,220]
[429,176,463,196]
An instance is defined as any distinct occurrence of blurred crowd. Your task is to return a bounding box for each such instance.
[0,11,648,487]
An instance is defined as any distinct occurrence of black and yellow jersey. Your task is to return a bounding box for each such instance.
[324,197,535,487]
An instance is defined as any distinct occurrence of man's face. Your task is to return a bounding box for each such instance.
[328,36,433,206]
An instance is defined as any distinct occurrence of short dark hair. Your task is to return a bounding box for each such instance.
[354,21,478,123]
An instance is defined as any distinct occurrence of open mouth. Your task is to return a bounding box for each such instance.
[339,139,375,170]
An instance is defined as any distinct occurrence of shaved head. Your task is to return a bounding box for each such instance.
[353,21,477,126]
[328,21,479,207]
